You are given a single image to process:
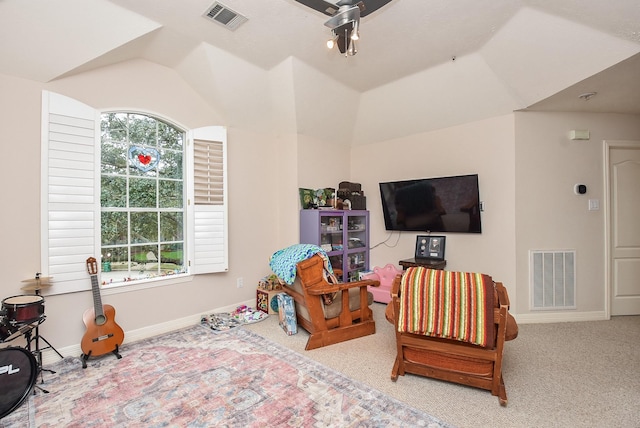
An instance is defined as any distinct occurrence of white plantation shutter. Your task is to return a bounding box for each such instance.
[41,91,100,294]
[41,91,228,294]
[188,127,228,274]
[194,139,224,205]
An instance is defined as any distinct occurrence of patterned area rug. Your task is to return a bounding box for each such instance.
[1,325,451,427]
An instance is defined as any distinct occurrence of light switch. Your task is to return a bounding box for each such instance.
[588,199,599,211]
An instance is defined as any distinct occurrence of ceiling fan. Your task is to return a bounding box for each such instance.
[294,0,393,56]
[294,0,392,18]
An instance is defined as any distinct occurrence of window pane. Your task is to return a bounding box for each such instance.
[129,114,157,146]
[102,246,128,264]
[101,212,128,245]
[158,149,182,179]
[129,177,157,208]
[100,246,129,284]
[101,141,127,175]
[101,176,127,207]
[161,243,185,273]
[132,244,159,273]
[158,122,183,150]
[131,212,158,243]
[159,180,183,208]
[160,212,183,242]
[101,113,128,143]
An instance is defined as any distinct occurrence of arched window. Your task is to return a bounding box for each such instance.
[41,92,227,294]
[100,113,186,284]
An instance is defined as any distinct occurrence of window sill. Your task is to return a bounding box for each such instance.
[101,273,194,296]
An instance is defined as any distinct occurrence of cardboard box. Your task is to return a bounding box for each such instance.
[276,293,297,335]
[256,289,280,315]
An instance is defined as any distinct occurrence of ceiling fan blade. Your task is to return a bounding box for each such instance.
[361,0,393,17]
[295,0,393,18]
[324,5,360,29]
[294,0,340,17]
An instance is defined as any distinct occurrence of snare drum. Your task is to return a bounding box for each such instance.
[2,295,45,325]
[0,347,38,418]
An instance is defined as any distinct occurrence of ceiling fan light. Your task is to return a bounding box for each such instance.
[347,39,357,56]
[327,31,338,49]
[351,21,359,40]
[325,4,362,57]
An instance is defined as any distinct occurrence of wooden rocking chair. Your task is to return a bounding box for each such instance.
[282,254,379,350]
[387,268,518,405]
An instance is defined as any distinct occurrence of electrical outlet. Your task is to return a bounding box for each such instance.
[236,277,243,288]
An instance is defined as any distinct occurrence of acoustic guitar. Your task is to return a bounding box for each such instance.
[80,257,124,368]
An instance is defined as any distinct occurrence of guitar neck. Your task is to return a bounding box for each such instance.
[90,274,105,318]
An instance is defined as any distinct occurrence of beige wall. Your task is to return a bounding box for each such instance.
[297,134,351,190]
[514,111,640,322]
[350,114,517,302]
[350,110,640,321]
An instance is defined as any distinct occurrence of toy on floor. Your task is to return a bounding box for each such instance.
[362,264,403,304]
[201,305,268,331]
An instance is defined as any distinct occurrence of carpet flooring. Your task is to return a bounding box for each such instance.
[1,324,451,427]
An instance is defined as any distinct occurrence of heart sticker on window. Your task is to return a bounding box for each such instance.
[128,146,160,172]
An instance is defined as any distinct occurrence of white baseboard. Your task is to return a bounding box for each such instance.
[513,310,608,324]
[41,299,255,366]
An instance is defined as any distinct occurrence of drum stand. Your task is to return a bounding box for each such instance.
[11,274,63,394]
[23,316,63,394]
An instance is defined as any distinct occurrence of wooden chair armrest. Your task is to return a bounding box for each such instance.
[495,281,510,309]
[495,281,518,341]
[306,279,379,296]
[390,273,403,298]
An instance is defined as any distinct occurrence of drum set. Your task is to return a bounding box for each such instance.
[0,274,62,419]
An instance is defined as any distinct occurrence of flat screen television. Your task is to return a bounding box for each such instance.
[379,174,482,233]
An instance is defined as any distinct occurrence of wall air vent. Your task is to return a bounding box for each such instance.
[203,2,248,31]
[530,250,576,310]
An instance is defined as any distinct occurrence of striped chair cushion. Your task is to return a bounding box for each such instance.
[397,267,495,347]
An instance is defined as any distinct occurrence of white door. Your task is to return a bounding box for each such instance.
[607,141,640,315]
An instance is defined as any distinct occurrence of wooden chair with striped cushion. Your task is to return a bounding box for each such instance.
[387,267,518,405]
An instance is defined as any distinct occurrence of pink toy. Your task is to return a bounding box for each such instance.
[363,264,403,304]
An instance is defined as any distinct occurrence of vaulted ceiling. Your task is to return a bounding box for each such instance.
[1,0,639,140]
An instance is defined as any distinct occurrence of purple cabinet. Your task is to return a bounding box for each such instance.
[300,210,369,282]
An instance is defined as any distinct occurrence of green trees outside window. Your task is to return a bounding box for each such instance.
[100,113,186,283]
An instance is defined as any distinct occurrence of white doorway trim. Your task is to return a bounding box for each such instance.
[603,139,640,318]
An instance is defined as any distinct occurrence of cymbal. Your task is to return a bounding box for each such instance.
[21,282,53,291]
[21,276,53,291]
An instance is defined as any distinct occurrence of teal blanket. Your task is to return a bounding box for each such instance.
[269,244,333,285]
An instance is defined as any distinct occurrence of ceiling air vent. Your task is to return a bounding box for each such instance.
[203,2,248,31]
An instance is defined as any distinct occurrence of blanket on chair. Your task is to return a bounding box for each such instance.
[269,244,334,285]
[397,267,494,347]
